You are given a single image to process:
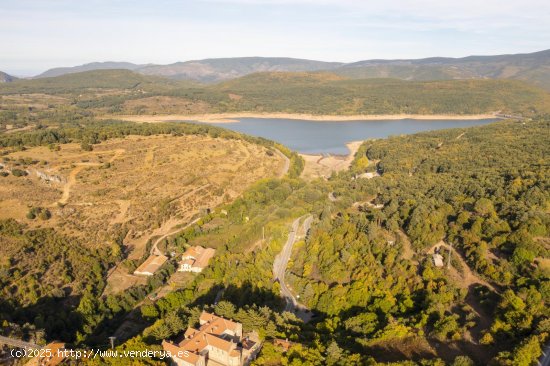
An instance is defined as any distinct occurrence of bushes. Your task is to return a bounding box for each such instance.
[26,207,51,220]
[80,142,93,151]
[11,168,27,177]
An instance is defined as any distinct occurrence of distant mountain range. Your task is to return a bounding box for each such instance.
[0,71,17,83]
[136,57,342,82]
[13,49,550,89]
[36,62,148,78]
[335,49,550,90]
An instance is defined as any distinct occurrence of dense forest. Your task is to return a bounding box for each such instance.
[286,117,549,364]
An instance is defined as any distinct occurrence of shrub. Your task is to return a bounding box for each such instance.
[11,169,28,177]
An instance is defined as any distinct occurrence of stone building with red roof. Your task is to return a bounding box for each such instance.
[162,311,260,366]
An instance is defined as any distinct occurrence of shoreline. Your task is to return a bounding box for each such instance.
[299,141,363,180]
[299,140,364,158]
[112,112,501,124]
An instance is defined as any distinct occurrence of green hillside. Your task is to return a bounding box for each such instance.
[201,73,550,116]
[2,70,550,131]
[0,69,181,94]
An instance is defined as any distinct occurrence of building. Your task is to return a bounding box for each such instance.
[134,254,168,276]
[162,311,260,366]
[433,253,444,267]
[273,338,296,352]
[178,246,216,273]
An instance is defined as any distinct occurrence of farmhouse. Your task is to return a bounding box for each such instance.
[162,311,260,366]
[178,246,216,273]
[134,254,168,276]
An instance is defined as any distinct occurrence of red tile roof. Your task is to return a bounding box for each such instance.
[163,312,241,365]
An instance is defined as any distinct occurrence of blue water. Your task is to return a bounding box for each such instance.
[197,118,500,155]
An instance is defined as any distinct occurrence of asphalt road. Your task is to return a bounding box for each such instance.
[273,215,312,314]
[539,343,550,366]
[0,335,39,350]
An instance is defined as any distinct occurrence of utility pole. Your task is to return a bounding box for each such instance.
[447,242,453,269]
[108,336,116,350]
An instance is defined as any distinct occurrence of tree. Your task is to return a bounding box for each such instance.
[141,304,159,319]
[495,335,542,366]
[511,247,535,267]
[214,301,236,319]
[451,356,474,366]
[326,341,343,366]
[474,198,495,217]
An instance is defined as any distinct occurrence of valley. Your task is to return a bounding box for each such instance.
[3,0,550,363]
[0,59,548,366]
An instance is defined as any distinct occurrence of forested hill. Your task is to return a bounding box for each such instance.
[3,70,550,119]
[207,73,550,115]
[0,69,181,94]
[283,117,549,364]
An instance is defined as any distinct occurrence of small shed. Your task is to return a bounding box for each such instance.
[433,253,444,267]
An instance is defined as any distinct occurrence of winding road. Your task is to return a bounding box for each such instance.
[274,148,290,178]
[273,215,312,317]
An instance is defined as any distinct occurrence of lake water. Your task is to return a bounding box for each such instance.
[198,118,500,155]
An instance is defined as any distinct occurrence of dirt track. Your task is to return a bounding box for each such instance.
[427,241,495,291]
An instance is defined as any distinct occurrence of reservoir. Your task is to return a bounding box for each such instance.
[198,118,500,155]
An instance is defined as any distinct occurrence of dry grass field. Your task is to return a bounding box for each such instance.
[122,96,211,115]
[0,93,70,110]
[0,134,285,261]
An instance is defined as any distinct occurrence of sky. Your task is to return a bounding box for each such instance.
[2,0,550,76]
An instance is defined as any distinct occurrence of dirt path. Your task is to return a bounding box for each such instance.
[427,241,495,291]
[150,216,202,256]
[398,230,417,264]
[111,200,131,225]
[55,149,125,206]
[56,163,99,205]
[426,241,498,355]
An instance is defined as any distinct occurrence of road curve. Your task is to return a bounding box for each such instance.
[274,148,290,178]
[273,215,312,313]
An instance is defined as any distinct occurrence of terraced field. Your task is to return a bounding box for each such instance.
[0,134,285,258]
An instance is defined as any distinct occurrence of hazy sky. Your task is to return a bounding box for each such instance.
[2,0,550,76]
